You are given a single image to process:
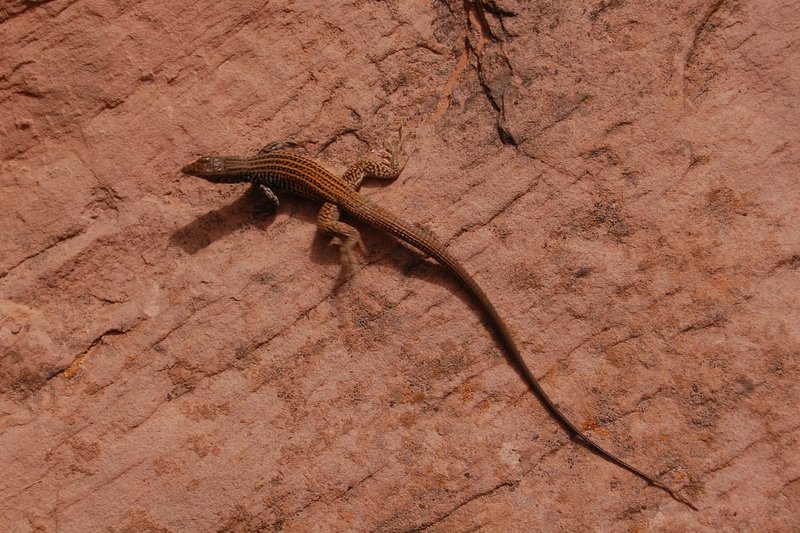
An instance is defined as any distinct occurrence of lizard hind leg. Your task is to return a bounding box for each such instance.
[341,127,408,188]
[316,202,365,272]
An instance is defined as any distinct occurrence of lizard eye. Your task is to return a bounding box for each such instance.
[197,156,223,173]
[210,157,224,172]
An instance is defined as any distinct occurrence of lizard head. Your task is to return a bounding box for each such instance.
[181,156,246,183]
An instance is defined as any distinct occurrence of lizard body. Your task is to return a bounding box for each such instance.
[181,131,694,509]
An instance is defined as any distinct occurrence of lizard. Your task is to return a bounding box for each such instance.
[181,128,696,510]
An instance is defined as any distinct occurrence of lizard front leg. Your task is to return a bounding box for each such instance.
[248,183,280,216]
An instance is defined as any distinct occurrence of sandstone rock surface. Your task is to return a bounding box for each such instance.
[2,1,798,531]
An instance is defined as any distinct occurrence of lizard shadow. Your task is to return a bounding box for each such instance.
[170,187,382,270]
[317,223,466,303]
[170,183,463,300]
[310,219,441,278]
[170,187,280,255]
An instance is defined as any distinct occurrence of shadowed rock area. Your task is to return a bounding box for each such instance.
[1,1,798,530]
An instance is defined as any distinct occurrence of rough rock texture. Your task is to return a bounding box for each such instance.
[1,1,798,531]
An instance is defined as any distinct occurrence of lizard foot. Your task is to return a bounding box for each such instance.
[377,126,407,176]
[332,234,366,272]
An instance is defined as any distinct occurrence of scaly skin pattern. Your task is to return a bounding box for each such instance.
[181,131,695,510]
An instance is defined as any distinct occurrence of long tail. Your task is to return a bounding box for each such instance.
[345,195,696,510]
